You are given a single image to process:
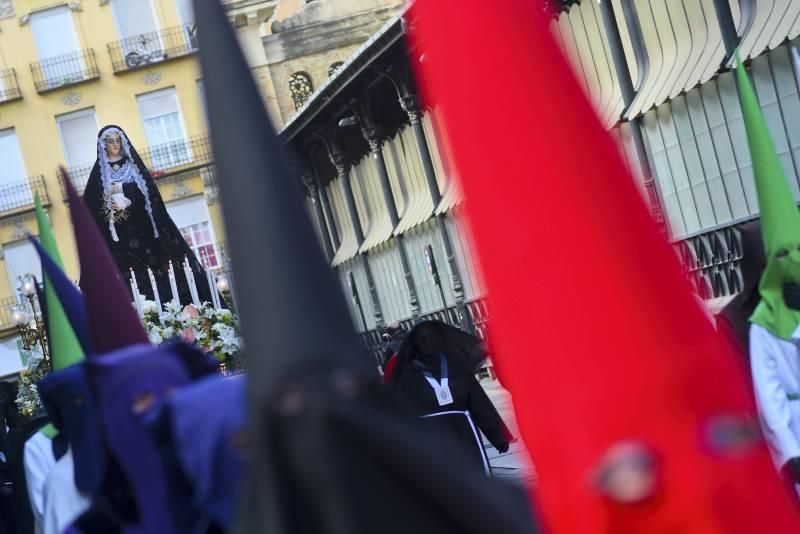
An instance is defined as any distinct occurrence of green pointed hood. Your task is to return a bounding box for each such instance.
[35,195,84,370]
[735,56,800,339]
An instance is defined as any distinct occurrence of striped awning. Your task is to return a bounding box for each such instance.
[385,127,436,236]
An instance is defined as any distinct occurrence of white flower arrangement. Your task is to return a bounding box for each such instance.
[141,301,242,368]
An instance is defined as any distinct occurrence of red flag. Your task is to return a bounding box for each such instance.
[408,1,800,532]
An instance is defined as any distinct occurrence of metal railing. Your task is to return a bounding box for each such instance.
[60,135,212,198]
[359,298,490,366]
[108,25,198,73]
[60,162,96,197]
[0,176,49,218]
[0,296,23,332]
[140,135,213,177]
[0,68,21,103]
[675,224,744,300]
[30,49,100,93]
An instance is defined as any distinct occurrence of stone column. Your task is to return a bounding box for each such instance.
[361,121,421,319]
[329,144,384,328]
[400,94,471,332]
[301,166,335,261]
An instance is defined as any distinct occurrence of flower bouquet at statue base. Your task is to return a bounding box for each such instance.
[140,298,243,373]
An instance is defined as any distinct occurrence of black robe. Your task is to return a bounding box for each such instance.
[82,138,217,308]
[389,352,512,475]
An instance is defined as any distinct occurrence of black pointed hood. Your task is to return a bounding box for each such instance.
[193,0,371,391]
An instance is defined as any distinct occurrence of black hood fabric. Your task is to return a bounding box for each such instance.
[192,0,538,532]
[392,320,488,382]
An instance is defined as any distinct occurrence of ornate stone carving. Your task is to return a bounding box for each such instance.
[0,0,14,20]
[300,168,318,197]
[170,179,194,200]
[62,91,81,106]
[201,168,218,205]
[329,150,349,178]
[142,71,162,86]
[400,95,421,125]
[361,125,382,153]
[9,218,27,241]
[67,2,82,12]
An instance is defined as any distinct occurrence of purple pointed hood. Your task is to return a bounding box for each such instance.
[63,169,149,353]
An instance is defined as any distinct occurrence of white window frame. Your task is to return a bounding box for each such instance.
[4,240,42,294]
[166,196,219,269]
[137,87,192,171]
[30,6,83,88]
[56,107,98,167]
[111,0,163,60]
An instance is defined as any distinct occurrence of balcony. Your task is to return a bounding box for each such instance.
[0,176,50,218]
[0,68,21,104]
[30,49,100,94]
[140,135,213,178]
[61,135,213,198]
[108,25,198,74]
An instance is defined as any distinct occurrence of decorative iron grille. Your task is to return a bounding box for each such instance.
[328,62,344,77]
[0,176,49,218]
[675,224,744,300]
[30,49,99,93]
[289,72,314,110]
[108,25,198,73]
[0,68,21,103]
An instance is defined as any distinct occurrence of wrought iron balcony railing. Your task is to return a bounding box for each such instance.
[108,25,198,74]
[0,68,21,103]
[30,49,100,93]
[61,136,213,198]
[0,296,23,332]
[139,134,213,177]
[0,176,50,218]
[675,224,745,301]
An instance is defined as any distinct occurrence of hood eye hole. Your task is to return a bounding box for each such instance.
[777,249,790,259]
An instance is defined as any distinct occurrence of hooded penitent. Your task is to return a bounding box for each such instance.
[408,0,800,532]
[734,60,800,341]
[193,1,538,532]
[81,125,217,307]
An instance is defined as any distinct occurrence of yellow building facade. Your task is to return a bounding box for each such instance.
[0,0,252,375]
[0,0,403,376]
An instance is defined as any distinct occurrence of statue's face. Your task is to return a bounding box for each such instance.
[104,133,122,158]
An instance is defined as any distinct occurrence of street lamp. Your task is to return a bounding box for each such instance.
[15,274,49,367]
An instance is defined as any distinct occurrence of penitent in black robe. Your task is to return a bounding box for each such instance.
[82,125,217,308]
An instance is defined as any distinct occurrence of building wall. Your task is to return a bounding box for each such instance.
[264,0,403,125]
[0,0,242,367]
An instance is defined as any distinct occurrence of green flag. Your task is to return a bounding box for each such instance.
[735,55,800,339]
[35,194,84,369]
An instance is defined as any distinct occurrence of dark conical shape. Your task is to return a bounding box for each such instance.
[192,0,370,390]
[63,169,149,353]
[194,5,538,534]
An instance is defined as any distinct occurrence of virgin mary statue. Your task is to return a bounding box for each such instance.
[82,125,217,307]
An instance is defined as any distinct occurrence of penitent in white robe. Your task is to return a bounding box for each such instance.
[24,431,56,533]
[41,448,89,534]
[750,322,800,485]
